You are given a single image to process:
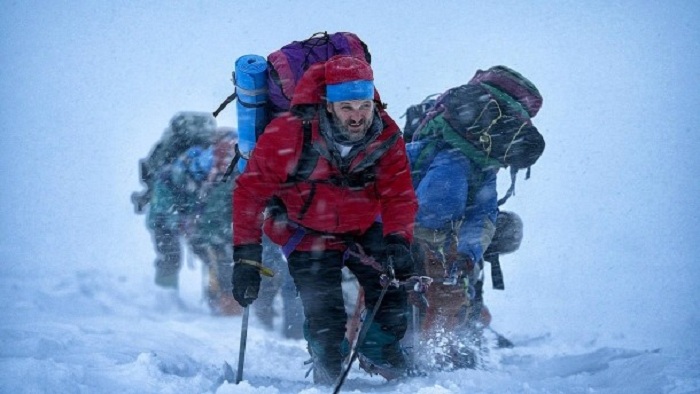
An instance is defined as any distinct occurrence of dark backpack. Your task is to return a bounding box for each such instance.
[402,94,438,142]
[131,112,217,213]
[146,112,217,175]
[408,65,545,205]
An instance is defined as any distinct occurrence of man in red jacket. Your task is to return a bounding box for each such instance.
[232,55,417,384]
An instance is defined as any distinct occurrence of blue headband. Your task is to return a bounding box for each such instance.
[326,80,374,102]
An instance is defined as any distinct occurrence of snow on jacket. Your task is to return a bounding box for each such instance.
[407,117,499,263]
[233,62,417,252]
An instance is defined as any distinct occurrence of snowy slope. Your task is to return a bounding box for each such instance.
[2,267,697,394]
[1,1,700,393]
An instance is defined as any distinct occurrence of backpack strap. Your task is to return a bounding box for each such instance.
[221,143,243,182]
[285,119,319,184]
[497,165,533,206]
[351,132,400,173]
[484,253,505,290]
[497,167,518,206]
[212,92,237,118]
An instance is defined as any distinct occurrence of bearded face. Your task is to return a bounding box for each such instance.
[326,100,375,142]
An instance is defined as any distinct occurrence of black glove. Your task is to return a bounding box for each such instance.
[384,234,415,280]
[232,244,263,307]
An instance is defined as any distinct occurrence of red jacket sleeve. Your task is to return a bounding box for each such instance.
[233,117,301,246]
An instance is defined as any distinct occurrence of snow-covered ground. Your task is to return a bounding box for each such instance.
[2,264,698,394]
[2,1,699,393]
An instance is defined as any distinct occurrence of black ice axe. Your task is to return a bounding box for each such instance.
[232,267,274,384]
[216,307,248,388]
[235,305,251,384]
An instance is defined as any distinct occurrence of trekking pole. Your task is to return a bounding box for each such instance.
[409,276,432,370]
[412,304,420,365]
[332,262,394,394]
[235,306,250,384]
[234,265,274,384]
[220,144,242,182]
[345,288,365,351]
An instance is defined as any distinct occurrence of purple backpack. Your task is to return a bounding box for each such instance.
[266,32,371,115]
[212,32,372,180]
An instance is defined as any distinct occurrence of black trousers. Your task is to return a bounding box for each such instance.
[287,223,408,367]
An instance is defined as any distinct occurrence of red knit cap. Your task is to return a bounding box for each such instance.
[325,55,374,102]
[325,55,373,84]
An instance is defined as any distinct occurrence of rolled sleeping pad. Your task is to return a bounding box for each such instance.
[234,54,269,172]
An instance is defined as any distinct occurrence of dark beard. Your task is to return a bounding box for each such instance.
[335,119,368,142]
[322,112,359,144]
[327,111,372,144]
[319,109,383,167]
